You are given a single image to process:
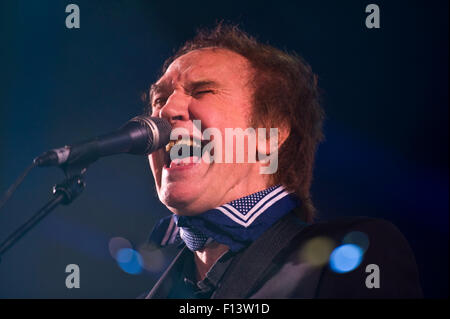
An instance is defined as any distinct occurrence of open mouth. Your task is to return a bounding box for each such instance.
[164,136,205,168]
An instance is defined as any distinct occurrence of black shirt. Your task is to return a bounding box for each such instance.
[167,248,235,299]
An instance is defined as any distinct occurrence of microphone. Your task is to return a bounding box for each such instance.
[34,116,171,167]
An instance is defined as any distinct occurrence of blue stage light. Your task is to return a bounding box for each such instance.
[116,248,143,275]
[329,244,363,274]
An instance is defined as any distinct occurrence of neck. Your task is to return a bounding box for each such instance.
[193,241,229,281]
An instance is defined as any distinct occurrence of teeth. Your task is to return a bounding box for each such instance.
[165,140,176,153]
[165,137,201,153]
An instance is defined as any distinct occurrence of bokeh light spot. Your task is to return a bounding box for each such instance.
[108,237,132,260]
[116,248,143,275]
[138,244,166,273]
[300,236,336,266]
[342,231,370,253]
[329,244,363,273]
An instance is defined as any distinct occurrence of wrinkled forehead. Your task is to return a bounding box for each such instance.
[157,48,251,87]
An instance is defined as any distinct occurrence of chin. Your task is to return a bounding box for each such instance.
[158,183,207,216]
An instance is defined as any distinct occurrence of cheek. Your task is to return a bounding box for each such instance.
[190,92,252,128]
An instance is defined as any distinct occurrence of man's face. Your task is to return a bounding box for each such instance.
[148,48,268,215]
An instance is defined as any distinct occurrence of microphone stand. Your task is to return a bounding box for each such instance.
[0,163,88,262]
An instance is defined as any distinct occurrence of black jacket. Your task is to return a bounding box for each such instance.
[146,210,422,298]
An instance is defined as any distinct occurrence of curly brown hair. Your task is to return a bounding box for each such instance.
[150,23,325,222]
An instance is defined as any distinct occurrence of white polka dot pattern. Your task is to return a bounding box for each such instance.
[228,185,279,215]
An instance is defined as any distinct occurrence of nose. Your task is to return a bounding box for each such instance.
[158,90,190,125]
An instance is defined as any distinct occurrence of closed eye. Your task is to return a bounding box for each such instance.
[193,90,215,97]
[152,97,167,107]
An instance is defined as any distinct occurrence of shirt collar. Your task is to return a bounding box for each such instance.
[149,185,301,252]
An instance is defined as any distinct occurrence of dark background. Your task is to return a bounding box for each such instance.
[0,0,447,298]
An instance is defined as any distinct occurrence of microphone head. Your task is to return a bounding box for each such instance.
[128,116,172,154]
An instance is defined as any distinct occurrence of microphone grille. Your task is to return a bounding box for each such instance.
[130,116,172,153]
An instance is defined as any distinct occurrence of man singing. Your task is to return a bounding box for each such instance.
[144,24,422,298]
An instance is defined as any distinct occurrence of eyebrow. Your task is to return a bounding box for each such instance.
[150,81,171,100]
[185,80,220,92]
